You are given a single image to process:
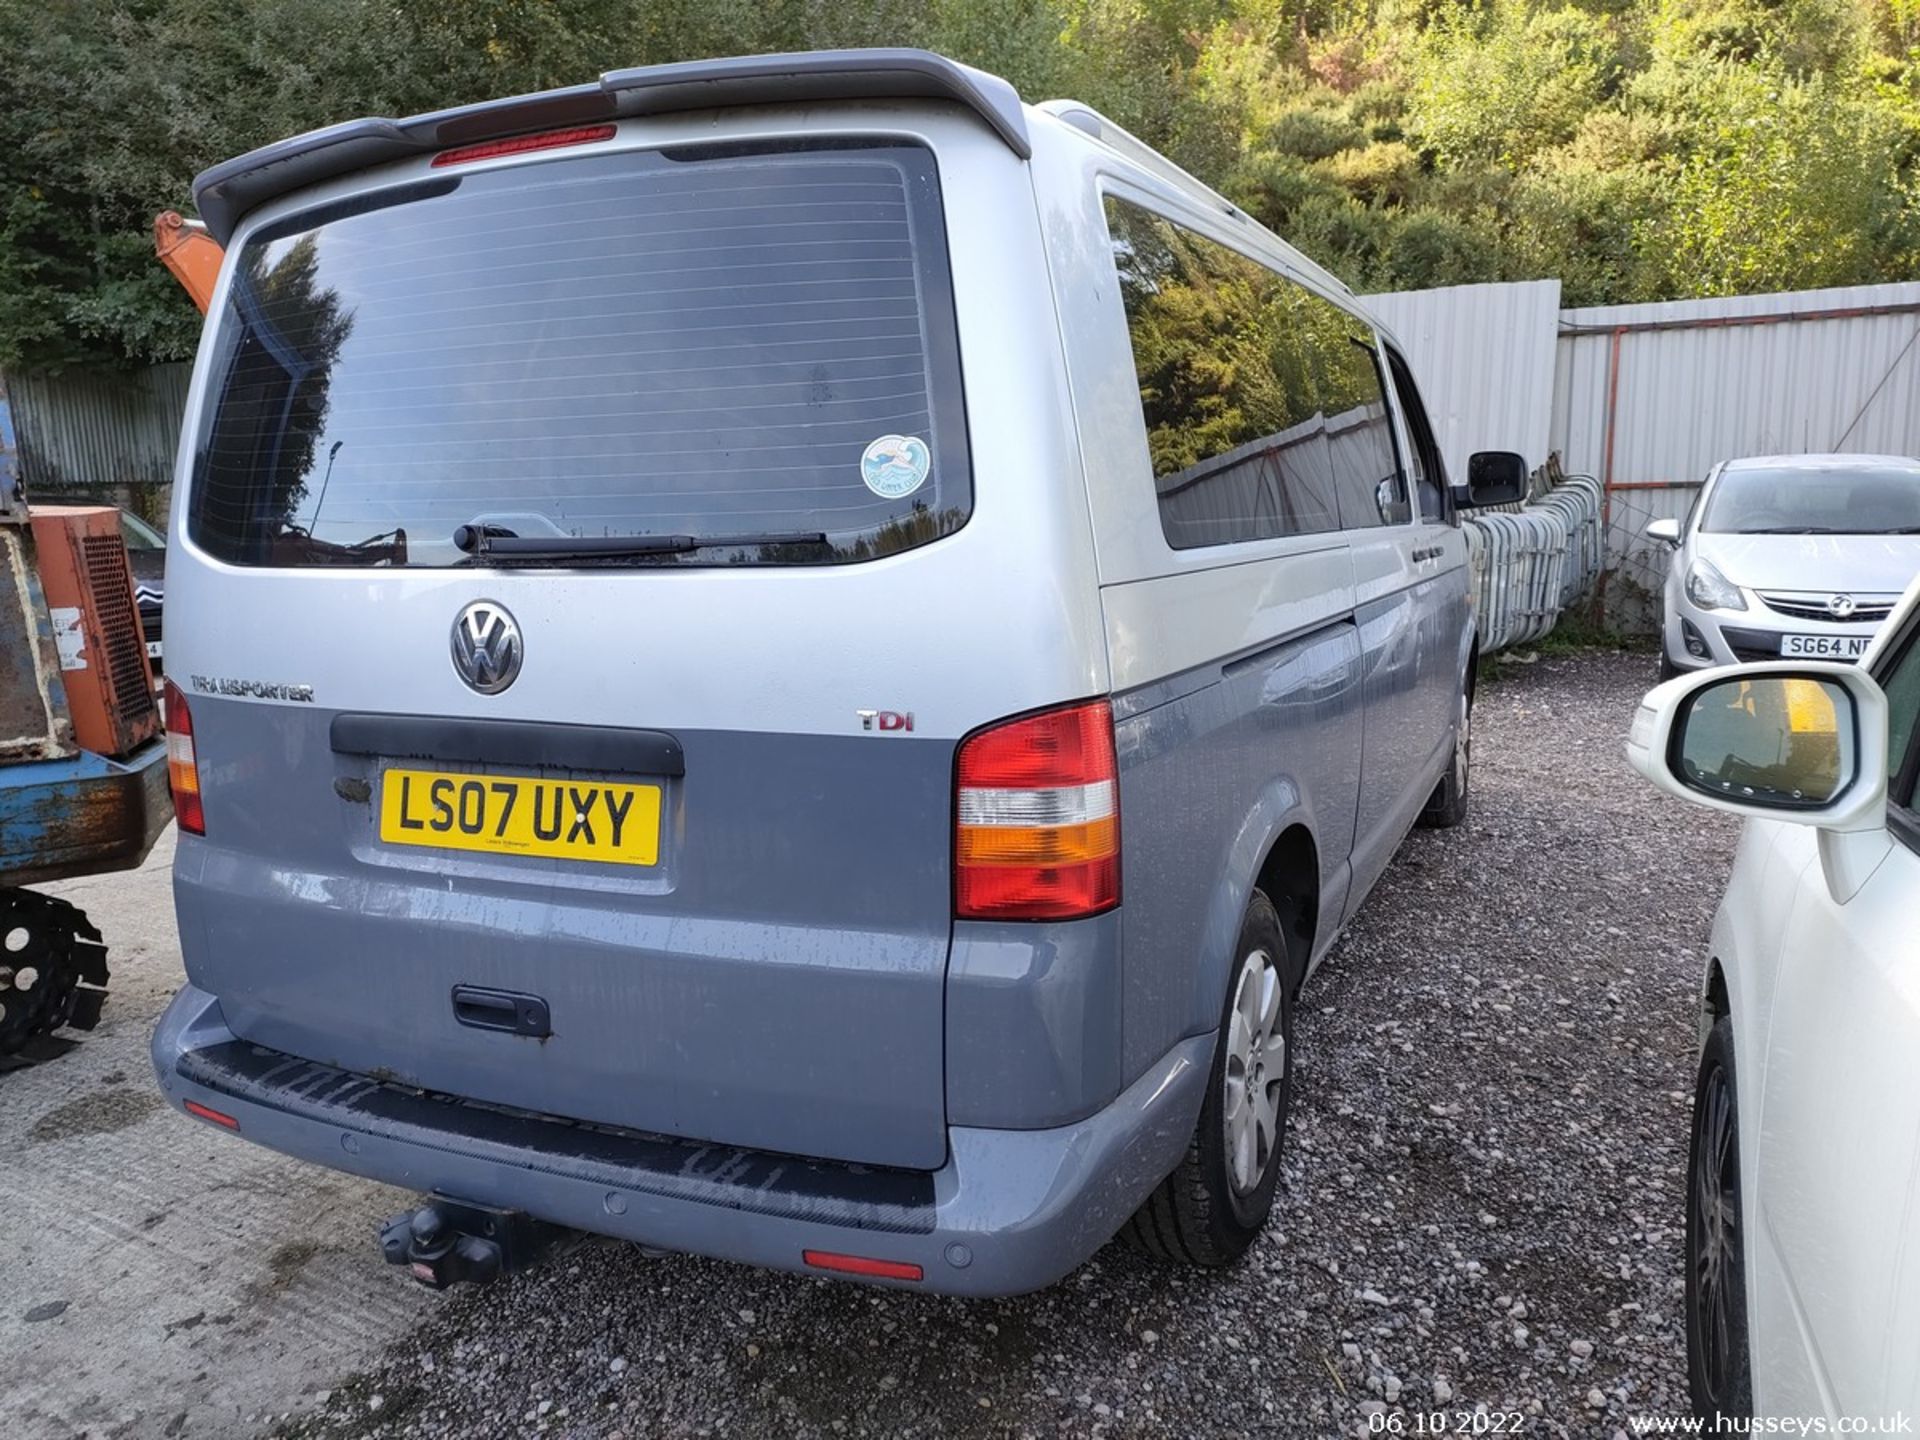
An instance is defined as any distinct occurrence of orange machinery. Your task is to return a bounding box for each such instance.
[27,506,162,759]
[153,211,223,315]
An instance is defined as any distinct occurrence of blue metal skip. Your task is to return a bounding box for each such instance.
[1,739,173,889]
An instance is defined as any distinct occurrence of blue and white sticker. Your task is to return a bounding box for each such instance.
[860,434,931,500]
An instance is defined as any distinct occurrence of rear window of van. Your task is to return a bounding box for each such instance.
[187,141,971,568]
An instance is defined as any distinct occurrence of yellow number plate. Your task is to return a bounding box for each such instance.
[378,768,662,867]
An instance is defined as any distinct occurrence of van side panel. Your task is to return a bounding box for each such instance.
[1104,590,1362,1078]
[1031,117,1368,1084]
[1345,578,1429,910]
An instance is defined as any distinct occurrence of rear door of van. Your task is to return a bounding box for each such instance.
[165,112,1106,1172]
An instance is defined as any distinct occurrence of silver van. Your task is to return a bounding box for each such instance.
[151,50,1517,1296]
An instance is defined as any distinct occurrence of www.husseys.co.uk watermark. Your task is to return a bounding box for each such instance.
[1628,1415,1914,1436]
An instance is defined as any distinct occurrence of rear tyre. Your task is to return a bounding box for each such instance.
[1120,891,1295,1268]
[1417,675,1472,829]
[1686,1016,1754,1419]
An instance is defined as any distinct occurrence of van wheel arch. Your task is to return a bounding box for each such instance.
[1187,797,1321,1046]
[1253,824,1317,996]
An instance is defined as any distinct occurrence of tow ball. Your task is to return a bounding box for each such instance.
[378,1196,562,1290]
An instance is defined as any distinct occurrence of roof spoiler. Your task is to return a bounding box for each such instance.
[191,48,1031,245]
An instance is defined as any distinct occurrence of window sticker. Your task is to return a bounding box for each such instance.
[860,435,931,500]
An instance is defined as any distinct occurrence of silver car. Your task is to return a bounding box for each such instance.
[150,49,1511,1296]
[1650,454,1920,675]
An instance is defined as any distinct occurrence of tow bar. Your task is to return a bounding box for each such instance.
[378,1196,564,1289]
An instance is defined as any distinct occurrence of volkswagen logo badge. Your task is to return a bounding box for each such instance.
[451,600,522,695]
[1827,593,1857,620]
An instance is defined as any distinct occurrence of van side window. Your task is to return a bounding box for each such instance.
[1884,622,1920,857]
[1104,197,1406,549]
[1385,348,1448,524]
[1329,339,1411,529]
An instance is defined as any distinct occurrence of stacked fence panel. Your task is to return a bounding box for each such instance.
[1464,468,1603,652]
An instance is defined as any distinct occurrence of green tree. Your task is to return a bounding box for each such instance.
[3,0,1919,373]
[1408,1,1622,169]
[1652,65,1915,293]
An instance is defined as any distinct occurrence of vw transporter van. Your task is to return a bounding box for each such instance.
[152,49,1519,1295]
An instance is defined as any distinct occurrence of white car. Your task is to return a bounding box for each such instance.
[1648,454,1920,676]
[1625,573,1920,1422]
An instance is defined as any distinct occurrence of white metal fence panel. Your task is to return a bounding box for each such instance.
[1462,468,1602,652]
[1363,280,1562,483]
[1552,282,1920,628]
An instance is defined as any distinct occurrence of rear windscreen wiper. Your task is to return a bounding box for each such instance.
[453,525,828,562]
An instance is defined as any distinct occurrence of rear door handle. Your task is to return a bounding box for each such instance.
[452,985,551,1039]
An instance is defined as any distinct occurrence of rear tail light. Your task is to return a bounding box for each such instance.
[431,124,617,168]
[164,680,205,835]
[955,700,1119,921]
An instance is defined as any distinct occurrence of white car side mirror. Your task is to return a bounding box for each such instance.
[1645,517,1681,546]
[1626,661,1892,900]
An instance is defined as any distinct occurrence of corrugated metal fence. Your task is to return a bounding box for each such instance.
[13,279,1919,641]
[3,364,190,523]
[1365,279,1605,650]
[1554,284,1920,631]
[1365,279,1562,488]
[1370,278,1920,636]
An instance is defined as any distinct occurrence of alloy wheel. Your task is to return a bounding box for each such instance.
[1454,688,1472,792]
[1223,947,1287,1196]
[1692,1064,1740,1401]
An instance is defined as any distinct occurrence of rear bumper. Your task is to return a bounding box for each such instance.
[151,982,1210,1296]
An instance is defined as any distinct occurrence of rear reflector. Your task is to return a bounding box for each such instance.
[183,1099,239,1130]
[955,700,1120,921]
[432,124,617,168]
[802,1250,924,1282]
[163,680,205,836]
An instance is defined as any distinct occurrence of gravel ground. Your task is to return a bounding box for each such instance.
[278,648,1737,1440]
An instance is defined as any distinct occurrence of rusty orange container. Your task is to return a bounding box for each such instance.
[28,506,161,759]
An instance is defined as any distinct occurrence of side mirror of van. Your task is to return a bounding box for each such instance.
[1646,517,1682,547]
[1625,661,1893,901]
[1454,451,1529,509]
[1374,476,1411,526]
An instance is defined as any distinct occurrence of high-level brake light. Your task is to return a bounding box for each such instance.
[431,125,617,168]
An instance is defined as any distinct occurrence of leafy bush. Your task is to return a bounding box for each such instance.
[1264,103,1370,159]
[1319,140,1424,203]
[3,0,1918,370]
[1407,2,1621,168]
